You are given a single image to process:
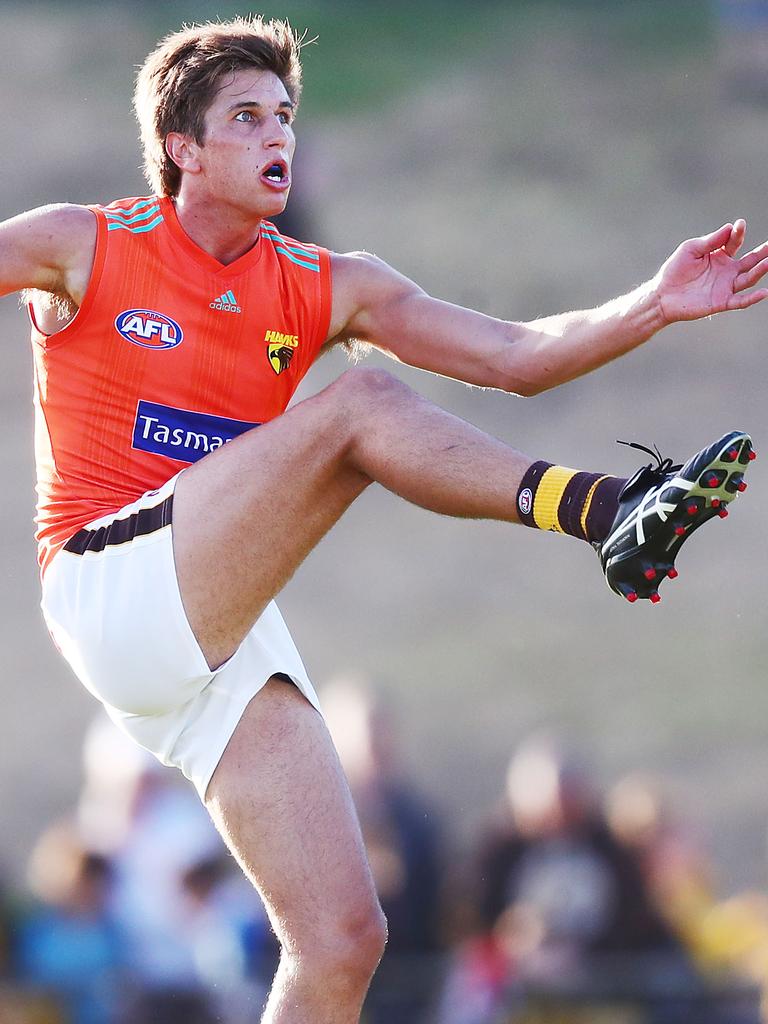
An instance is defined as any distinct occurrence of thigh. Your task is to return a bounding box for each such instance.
[205,678,380,946]
[172,380,369,669]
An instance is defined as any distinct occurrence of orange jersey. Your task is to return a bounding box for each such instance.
[31,195,332,573]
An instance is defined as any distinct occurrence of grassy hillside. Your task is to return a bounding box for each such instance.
[2,1,768,890]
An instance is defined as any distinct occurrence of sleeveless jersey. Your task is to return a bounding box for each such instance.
[31,195,332,573]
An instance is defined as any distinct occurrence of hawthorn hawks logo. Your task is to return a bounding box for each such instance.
[265,329,299,375]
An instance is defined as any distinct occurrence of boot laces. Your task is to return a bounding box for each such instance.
[616,439,681,477]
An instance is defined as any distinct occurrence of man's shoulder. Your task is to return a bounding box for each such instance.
[26,202,96,237]
[329,250,399,307]
[330,249,389,278]
[17,204,98,279]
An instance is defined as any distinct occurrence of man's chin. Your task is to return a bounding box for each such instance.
[256,191,290,221]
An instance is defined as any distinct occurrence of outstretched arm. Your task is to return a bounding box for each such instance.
[328,220,768,396]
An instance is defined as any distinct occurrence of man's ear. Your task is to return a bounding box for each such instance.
[165,133,202,176]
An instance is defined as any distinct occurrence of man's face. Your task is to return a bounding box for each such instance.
[194,68,296,218]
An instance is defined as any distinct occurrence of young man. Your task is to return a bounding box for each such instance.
[2,16,765,1024]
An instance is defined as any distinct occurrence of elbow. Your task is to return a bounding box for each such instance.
[493,328,550,397]
[509,377,544,398]
[492,367,546,398]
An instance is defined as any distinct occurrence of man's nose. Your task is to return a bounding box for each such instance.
[264,116,290,147]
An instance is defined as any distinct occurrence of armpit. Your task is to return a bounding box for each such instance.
[23,288,78,335]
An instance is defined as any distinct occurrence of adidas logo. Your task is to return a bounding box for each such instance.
[209,289,242,314]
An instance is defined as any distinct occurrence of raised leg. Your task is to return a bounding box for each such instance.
[173,367,532,667]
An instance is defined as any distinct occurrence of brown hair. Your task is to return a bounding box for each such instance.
[134,15,304,197]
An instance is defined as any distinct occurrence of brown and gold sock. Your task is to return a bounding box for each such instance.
[515,461,626,543]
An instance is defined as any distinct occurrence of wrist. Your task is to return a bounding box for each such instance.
[641,274,674,334]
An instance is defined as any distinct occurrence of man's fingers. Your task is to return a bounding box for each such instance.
[724,218,746,257]
[737,241,768,274]
[735,255,768,292]
[727,287,768,311]
[687,223,733,257]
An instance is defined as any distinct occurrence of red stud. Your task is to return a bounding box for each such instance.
[738,481,747,492]
[626,591,638,603]
[749,450,757,461]
[675,526,686,536]
[668,567,679,579]
[649,592,661,604]
[687,504,697,515]
[707,475,719,487]
[711,498,721,508]
[718,507,729,518]
[644,568,657,580]
[726,448,738,461]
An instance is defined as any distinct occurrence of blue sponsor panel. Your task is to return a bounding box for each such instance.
[133,400,260,463]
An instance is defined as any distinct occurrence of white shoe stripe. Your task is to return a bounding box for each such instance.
[602,475,695,551]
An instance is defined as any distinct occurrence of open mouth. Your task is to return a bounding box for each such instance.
[261,161,290,187]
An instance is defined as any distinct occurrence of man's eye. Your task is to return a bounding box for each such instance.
[278,112,292,125]
[234,110,254,122]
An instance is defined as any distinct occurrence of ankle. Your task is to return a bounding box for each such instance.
[515,461,625,542]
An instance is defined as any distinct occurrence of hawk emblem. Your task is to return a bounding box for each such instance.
[265,330,299,375]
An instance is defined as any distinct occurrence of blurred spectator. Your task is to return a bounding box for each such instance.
[605,773,716,957]
[16,818,124,1024]
[695,891,768,1013]
[77,713,272,1024]
[440,734,694,1024]
[323,676,444,1023]
[683,813,768,1022]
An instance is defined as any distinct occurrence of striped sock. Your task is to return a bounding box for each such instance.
[516,461,625,543]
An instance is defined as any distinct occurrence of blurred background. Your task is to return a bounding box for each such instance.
[3,0,768,1020]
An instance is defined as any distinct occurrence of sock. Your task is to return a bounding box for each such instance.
[515,461,626,543]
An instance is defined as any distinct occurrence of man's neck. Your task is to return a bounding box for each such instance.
[172,192,263,266]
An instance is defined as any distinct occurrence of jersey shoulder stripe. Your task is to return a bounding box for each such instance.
[102,196,158,217]
[272,246,320,272]
[107,214,164,234]
[261,223,321,272]
[260,223,320,256]
[100,196,164,234]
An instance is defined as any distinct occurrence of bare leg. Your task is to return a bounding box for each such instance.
[174,367,531,667]
[205,679,387,1024]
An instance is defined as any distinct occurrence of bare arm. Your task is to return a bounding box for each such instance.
[0,204,97,305]
[328,220,768,396]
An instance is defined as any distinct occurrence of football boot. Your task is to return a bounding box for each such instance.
[596,430,755,602]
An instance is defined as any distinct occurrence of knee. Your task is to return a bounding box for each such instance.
[295,902,388,985]
[333,366,412,408]
[309,367,410,460]
[322,902,388,979]
[325,368,419,461]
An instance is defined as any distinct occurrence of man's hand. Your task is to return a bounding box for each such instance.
[653,219,768,324]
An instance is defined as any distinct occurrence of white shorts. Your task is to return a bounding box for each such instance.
[41,473,322,799]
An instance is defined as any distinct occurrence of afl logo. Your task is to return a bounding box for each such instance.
[115,309,184,350]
